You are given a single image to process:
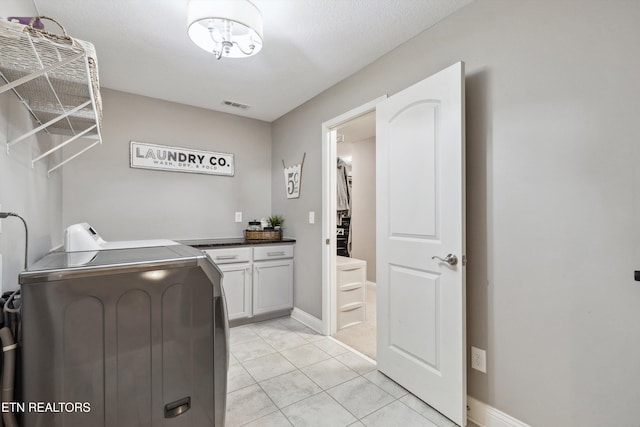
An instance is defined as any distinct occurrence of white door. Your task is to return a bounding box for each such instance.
[376,62,466,426]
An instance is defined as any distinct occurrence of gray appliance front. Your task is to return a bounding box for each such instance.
[19,247,227,427]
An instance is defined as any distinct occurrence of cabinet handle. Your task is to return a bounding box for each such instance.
[216,255,239,260]
[267,251,285,256]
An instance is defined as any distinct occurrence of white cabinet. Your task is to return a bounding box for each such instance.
[336,256,367,330]
[204,244,294,322]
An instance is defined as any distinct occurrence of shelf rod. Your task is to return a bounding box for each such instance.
[48,140,100,175]
[7,100,92,149]
[0,52,84,95]
[32,124,97,166]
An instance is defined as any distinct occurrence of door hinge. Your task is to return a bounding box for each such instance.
[462,255,467,266]
[326,238,330,245]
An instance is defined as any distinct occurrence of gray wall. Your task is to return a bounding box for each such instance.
[272,1,640,425]
[337,138,376,281]
[63,89,272,240]
[0,93,63,292]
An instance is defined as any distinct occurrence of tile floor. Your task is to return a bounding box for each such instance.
[226,316,466,427]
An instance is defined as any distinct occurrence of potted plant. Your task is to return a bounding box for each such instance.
[268,215,284,230]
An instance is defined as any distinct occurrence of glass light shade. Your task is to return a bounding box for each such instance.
[187,0,263,58]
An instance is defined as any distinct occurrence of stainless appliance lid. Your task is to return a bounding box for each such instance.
[19,244,205,284]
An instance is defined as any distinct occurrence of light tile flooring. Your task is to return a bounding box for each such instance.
[226,316,463,427]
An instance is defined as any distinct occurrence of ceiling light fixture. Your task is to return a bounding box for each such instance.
[187,0,263,60]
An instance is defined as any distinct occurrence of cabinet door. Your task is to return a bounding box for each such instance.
[219,263,252,320]
[253,260,293,316]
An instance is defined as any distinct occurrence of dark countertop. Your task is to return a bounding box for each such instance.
[177,237,296,249]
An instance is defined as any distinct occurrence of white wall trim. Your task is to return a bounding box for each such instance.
[291,307,323,333]
[467,396,531,427]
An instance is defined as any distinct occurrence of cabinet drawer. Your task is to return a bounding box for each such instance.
[337,267,365,289]
[338,284,365,308]
[204,247,252,264]
[337,303,365,330]
[253,245,294,261]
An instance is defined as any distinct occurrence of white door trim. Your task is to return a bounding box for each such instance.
[321,95,387,335]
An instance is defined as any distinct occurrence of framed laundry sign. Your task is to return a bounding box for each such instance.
[283,153,305,199]
[130,141,234,176]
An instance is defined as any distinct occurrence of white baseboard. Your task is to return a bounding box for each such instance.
[467,397,530,427]
[291,307,323,333]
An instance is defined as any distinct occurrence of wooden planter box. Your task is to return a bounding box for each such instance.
[244,229,282,241]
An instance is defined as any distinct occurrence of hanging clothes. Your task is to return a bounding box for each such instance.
[337,157,351,214]
[337,157,352,256]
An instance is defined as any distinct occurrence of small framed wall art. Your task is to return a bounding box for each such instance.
[282,153,305,199]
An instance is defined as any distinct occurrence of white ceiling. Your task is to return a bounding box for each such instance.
[32,0,473,122]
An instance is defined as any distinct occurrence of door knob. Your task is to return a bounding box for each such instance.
[432,253,458,266]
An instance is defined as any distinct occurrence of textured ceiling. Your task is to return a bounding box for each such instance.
[28,0,473,122]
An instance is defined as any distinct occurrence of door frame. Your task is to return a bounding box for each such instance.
[321,95,387,336]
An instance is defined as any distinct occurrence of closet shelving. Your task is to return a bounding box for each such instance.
[0,17,102,175]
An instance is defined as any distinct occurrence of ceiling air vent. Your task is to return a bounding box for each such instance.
[222,100,251,110]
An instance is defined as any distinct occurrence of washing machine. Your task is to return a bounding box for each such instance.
[18,224,228,426]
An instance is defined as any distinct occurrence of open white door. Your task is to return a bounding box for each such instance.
[376,62,466,426]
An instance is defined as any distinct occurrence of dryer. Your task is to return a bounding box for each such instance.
[18,228,228,426]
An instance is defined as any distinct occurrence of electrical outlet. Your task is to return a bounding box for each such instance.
[235,212,242,223]
[308,211,315,224]
[471,346,487,373]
